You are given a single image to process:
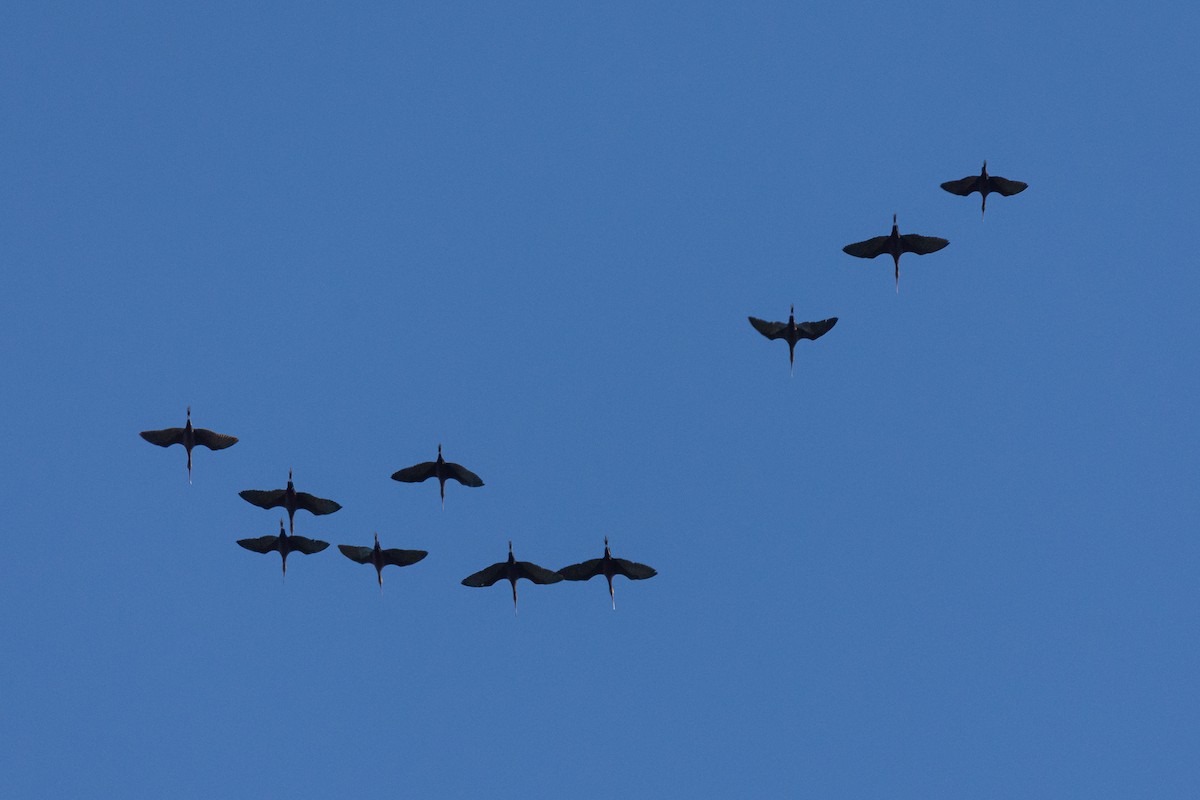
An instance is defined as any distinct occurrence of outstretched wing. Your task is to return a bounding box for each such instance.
[239,489,287,510]
[338,545,374,564]
[444,462,484,487]
[899,234,949,256]
[288,536,329,555]
[193,428,238,451]
[237,536,280,554]
[515,562,565,585]
[612,558,658,580]
[842,236,890,259]
[383,548,428,568]
[294,492,342,516]
[940,175,979,196]
[796,317,838,340]
[748,317,786,340]
[392,462,437,483]
[987,176,1028,196]
[140,428,185,448]
[462,562,507,587]
[557,558,604,581]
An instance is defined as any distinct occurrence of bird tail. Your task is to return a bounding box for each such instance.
[608,576,615,610]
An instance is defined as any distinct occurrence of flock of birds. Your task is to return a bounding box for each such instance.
[749,161,1028,367]
[141,162,1026,612]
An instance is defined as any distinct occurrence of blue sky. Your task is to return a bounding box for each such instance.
[2,1,1198,797]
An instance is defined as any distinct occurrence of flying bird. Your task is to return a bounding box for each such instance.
[940,161,1028,218]
[237,519,329,576]
[842,214,949,292]
[139,406,237,482]
[338,533,428,591]
[239,469,342,533]
[461,541,563,613]
[558,537,657,609]
[392,444,484,508]
[748,306,837,375]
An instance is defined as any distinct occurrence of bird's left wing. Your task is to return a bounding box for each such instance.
[748,317,786,340]
[462,562,507,587]
[940,175,979,196]
[987,176,1028,196]
[338,545,374,564]
[557,558,604,581]
[391,462,437,483]
[842,236,890,259]
[444,463,484,487]
[140,428,185,447]
[612,558,658,580]
[239,489,287,510]
[516,562,565,585]
[295,492,342,516]
[193,428,239,451]
[237,536,280,554]
[289,536,330,555]
[899,234,949,255]
[796,317,838,340]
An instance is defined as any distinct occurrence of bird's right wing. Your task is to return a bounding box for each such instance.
[444,463,484,487]
[612,558,658,580]
[383,548,428,568]
[239,489,287,510]
[338,545,374,564]
[237,536,280,554]
[391,462,437,483]
[295,492,342,516]
[987,176,1028,196]
[796,317,838,340]
[193,428,239,451]
[899,234,950,255]
[748,317,786,340]
[939,176,979,196]
[462,562,507,587]
[289,536,330,555]
[140,428,185,447]
[557,558,604,581]
[516,562,565,585]
[842,236,890,259]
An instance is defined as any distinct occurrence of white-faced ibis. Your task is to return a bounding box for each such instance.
[391,444,484,508]
[338,533,428,591]
[239,469,342,533]
[140,406,237,483]
[748,306,837,375]
[461,541,563,614]
[940,161,1028,218]
[558,537,657,609]
[843,214,950,291]
[237,519,329,576]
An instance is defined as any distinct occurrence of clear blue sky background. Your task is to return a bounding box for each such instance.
[3,2,1198,797]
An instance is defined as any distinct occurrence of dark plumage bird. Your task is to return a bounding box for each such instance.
[461,541,563,613]
[338,533,428,590]
[139,406,237,483]
[843,214,949,292]
[940,161,1027,218]
[239,470,342,533]
[558,537,657,610]
[237,519,329,576]
[391,444,484,508]
[748,306,837,375]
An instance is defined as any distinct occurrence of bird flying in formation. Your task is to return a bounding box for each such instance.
[140,407,237,483]
[237,519,329,576]
[239,470,342,533]
[338,533,428,590]
[843,214,949,292]
[748,306,837,375]
[461,541,563,613]
[392,444,484,508]
[558,537,657,609]
[940,161,1027,218]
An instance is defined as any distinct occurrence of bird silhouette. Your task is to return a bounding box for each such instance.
[392,444,484,508]
[748,306,837,375]
[940,161,1027,218]
[842,214,949,291]
[239,470,342,533]
[140,407,237,483]
[558,537,657,609]
[237,519,329,576]
[338,533,428,591]
[461,541,563,613]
